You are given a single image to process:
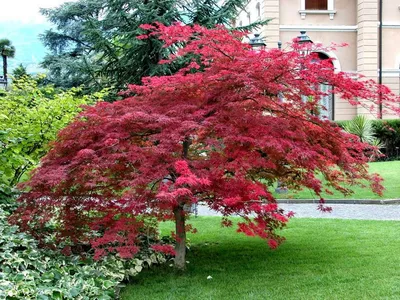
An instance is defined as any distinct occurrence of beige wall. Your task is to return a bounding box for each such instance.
[262,0,280,46]
[382,0,400,23]
[236,0,399,120]
[381,1,400,119]
[268,30,359,121]
[279,31,357,71]
[382,77,400,119]
[279,0,359,120]
[334,0,358,24]
[382,28,400,69]
[335,96,359,120]
[280,0,356,25]
[357,0,379,117]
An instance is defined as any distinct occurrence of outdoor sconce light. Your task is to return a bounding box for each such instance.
[296,31,313,56]
[249,33,266,51]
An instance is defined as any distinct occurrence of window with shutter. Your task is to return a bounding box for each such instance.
[305,0,328,10]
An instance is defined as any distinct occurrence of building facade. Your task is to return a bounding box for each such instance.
[236,0,400,120]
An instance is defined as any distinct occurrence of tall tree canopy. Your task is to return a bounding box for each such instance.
[13,24,399,270]
[0,39,16,83]
[40,0,261,96]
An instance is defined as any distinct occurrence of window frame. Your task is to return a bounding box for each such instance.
[305,0,327,10]
[319,83,335,121]
[299,0,336,20]
[300,51,336,121]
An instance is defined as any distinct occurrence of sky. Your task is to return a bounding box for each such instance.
[0,0,78,74]
[0,0,76,24]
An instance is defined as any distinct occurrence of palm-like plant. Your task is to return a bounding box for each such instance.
[0,39,16,83]
[343,115,377,144]
[343,115,385,160]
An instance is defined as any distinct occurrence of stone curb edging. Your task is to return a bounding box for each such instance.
[276,199,400,205]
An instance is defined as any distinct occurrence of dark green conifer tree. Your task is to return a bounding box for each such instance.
[40,0,267,97]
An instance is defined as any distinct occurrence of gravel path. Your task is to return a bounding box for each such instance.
[197,203,400,220]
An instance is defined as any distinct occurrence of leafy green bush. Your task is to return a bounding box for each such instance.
[371,119,400,160]
[0,204,167,299]
[337,117,400,160]
[0,75,104,200]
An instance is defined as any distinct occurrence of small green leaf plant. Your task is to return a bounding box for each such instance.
[0,204,167,299]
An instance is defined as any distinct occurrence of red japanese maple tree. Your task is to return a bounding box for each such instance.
[12,24,400,270]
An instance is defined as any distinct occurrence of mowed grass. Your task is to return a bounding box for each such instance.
[121,217,400,300]
[274,161,400,200]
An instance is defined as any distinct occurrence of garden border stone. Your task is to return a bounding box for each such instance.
[276,199,400,204]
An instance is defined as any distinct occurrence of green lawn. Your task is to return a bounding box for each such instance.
[121,217,400,300]
[274,161,400,200]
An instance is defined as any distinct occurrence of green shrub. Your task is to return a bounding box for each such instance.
[0,205,167,299]
[0,75,105,201]
[339,116,383,161]
[337,118,400,160]
[371,119,400,159]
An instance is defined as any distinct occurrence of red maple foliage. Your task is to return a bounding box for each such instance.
[11,23,400,270]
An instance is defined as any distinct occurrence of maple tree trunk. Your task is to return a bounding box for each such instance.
[173,204,186,270]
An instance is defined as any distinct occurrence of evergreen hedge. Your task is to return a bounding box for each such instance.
[336,119,400,160]
[371,119,400,159]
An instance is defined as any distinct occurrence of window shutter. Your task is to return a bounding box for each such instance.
[305,0,328,10]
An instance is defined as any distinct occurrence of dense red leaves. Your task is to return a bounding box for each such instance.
[12,24,400,257]
[151,244,176,256]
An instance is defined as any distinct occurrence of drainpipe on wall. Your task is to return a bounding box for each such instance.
[378,0,383,119]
